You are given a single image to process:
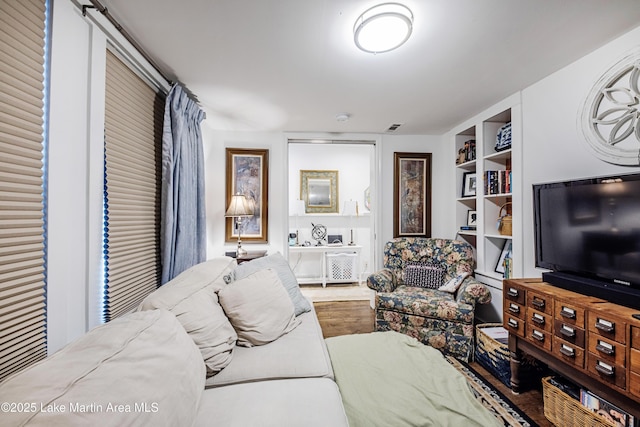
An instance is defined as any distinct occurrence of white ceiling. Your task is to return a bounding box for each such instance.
[99,0,640,135]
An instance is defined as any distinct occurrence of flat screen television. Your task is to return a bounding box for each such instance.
[533,172,640,309]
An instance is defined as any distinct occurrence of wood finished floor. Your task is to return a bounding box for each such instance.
[312,298,552,427]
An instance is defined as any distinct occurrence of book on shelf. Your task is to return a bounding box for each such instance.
[483,169,512,195]
[459,225,476,230]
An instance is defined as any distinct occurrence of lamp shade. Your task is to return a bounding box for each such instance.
[290,199,306,216]
[342,200,359,216]
[225,194,254,217]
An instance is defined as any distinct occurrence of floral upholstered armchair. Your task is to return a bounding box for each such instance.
[366,237,491,361]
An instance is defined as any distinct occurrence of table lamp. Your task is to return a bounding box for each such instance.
[225,194,254,256]
[342,200,359,246]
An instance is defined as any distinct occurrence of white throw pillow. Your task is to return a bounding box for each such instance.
[138,257,238,376]
[438,272,470,293]
[219,268,301,347]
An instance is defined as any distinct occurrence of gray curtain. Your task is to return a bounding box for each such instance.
[161,84,206,284]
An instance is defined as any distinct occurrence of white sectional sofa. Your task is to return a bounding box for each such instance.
[0,255,349,427]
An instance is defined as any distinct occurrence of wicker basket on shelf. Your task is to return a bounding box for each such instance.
[498,202,512,236]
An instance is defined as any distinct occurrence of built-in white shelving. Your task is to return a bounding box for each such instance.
[451,96,522,322]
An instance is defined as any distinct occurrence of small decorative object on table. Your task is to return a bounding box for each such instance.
[311,223,327,246]
[327,234,343,245]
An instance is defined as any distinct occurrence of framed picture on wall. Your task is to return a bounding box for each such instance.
[225,148,269,243]
[300,170,339,214]
[393,152,432,238]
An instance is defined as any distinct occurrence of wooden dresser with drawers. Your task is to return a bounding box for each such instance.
[503,278,640,419]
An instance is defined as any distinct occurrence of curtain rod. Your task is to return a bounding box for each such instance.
[83,0,172,87]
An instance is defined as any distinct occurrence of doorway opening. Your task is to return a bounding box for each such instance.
[287,139,377,290]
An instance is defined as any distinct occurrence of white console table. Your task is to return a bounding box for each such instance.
[289,245,362,287]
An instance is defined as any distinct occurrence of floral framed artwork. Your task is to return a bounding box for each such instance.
[393,152,432,237]
[300,170,339,214]
[225,148,269,243]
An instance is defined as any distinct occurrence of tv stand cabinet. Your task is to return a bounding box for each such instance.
[503,278,640,419]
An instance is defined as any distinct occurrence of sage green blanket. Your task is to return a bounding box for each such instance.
[326,331,502,427]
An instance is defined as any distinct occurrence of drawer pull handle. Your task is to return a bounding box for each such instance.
[595,318,614,334]
[507,318,519,328]
[595,360,614,377]
[595,340,614,356]
[531,330,545,342]
[507,288,519,298]
[560,344,575,358]
[560,307,576,319]
[508,303,520,314]
[560,325,575,338]
[532,313,545,325]
[532,298,545,309]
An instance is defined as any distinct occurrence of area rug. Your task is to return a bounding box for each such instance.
[447,356,538,427]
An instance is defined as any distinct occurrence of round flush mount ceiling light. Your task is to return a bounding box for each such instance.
[354,3,413,54]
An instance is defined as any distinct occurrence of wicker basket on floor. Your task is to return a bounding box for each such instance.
[475,323,511,387]
[542,376,613,427]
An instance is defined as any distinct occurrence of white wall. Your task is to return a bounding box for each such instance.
[520,25,640,278]
[288,143,372,217]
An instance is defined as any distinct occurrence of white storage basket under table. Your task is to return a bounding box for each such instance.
[288,245,362,287]
[326,252,358,283]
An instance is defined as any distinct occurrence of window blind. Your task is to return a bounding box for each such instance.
[103,50,164,321]
[0,0,48,381]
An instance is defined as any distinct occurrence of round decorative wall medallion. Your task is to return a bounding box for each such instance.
[580,48,640,166]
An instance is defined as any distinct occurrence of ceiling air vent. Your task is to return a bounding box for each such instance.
[386,123,403,132]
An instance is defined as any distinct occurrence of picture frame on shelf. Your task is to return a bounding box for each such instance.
[225,148,269,243]
[467,210,477,226]
[495,240,513,275]
[393,152,432,238]
[461,172,477,197]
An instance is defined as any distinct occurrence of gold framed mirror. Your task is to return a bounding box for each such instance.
[300,170,339,213]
